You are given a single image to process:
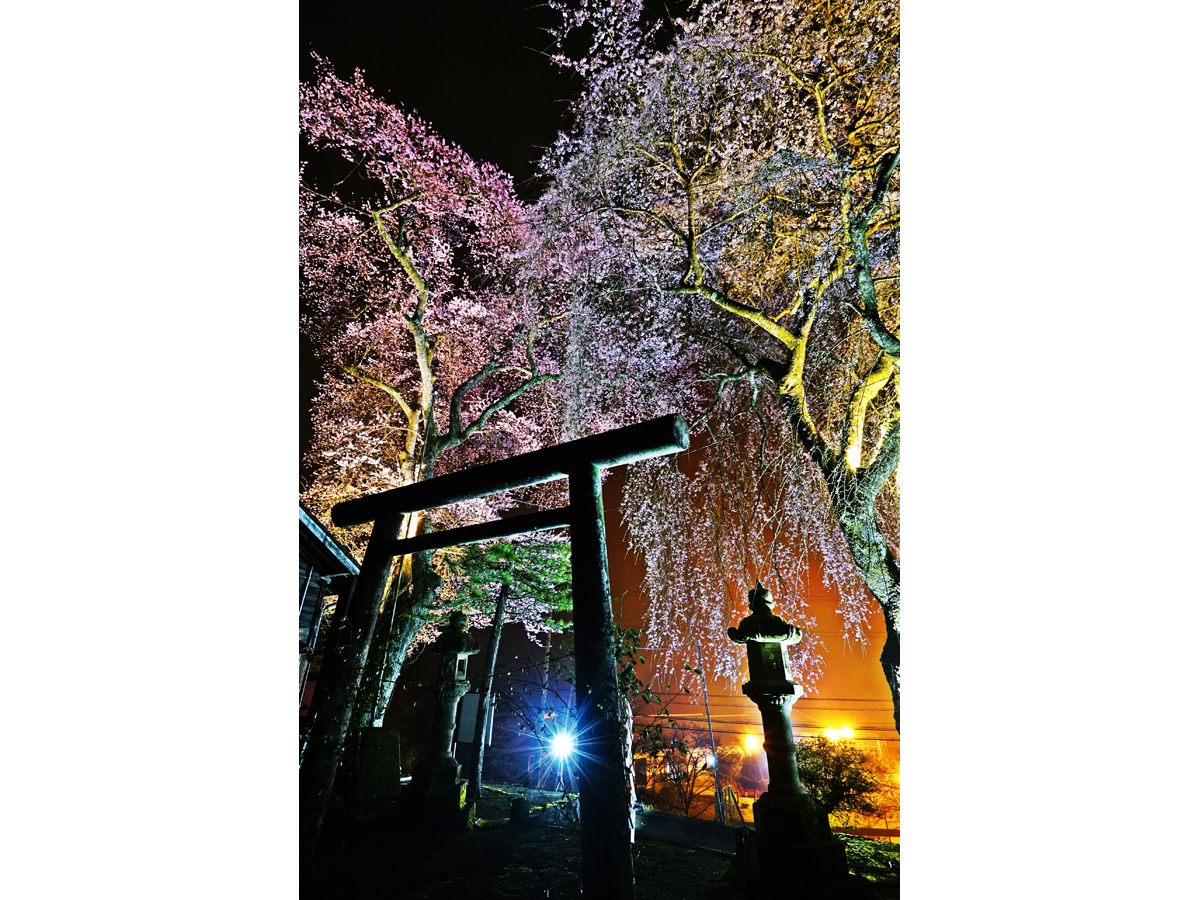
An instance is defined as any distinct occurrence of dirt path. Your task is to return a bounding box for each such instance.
[301,785,898,899]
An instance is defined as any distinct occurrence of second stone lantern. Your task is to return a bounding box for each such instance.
[728,582,853,893]
[402,610,480,832]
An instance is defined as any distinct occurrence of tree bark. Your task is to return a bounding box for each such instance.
[299,511,404,863]
[352,568,406,729]
[837,503,900,734]
[538,629,551,788]
[361,550,440,728]
[782,396,902,733]
[468,581,508,800]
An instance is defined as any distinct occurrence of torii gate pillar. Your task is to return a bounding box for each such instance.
[569,462,634,898]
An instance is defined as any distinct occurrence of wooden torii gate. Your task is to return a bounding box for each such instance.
[301,414,689,899]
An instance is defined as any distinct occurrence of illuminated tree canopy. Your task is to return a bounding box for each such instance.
[300,0,901,734]
[536,0,901,727]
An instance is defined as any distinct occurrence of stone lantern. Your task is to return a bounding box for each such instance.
[728,582,853,893]
[403,610,480,831]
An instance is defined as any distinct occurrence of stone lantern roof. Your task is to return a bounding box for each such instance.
[430,610,481,657]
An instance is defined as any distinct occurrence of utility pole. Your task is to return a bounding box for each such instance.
[696,648,724,825]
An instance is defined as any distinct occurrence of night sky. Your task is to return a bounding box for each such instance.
[298,2,585,478]
[299,2,584,200]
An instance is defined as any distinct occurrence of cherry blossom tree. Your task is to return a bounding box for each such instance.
[298,56,568,853]
[538,0,901,729]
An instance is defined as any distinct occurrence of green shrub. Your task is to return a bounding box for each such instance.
[795,736,885,816]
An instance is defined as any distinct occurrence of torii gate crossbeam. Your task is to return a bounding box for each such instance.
[300,414,689,899]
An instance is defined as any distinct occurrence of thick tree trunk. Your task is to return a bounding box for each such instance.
[538,629,551,788]
[352,568,406,729]
[781,399,901,733]
[359,551,440,728]
[468,582,508,800]
[299,511,404,863]
[836,503,901,734]
[878,601,900,734]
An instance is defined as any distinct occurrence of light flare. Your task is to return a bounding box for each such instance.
[550,731,576,760]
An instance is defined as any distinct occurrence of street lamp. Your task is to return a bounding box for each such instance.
[823,726,855,740]
[549,730,576,792]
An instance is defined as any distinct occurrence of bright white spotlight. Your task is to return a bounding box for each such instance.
[550,731,575,760]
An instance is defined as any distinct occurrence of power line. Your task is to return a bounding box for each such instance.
[662,700,897,710]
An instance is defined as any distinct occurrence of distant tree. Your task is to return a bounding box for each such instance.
[617,626,709,808]
[539,0,901,729]
[641,724,718,819]
[716,743,767,799]
[615,626,690,760]
[858,750,899,834]
[794,735,885,818]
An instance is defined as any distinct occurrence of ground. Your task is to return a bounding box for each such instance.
[302,785,900,899]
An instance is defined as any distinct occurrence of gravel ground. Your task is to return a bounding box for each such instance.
[301,784,898,899]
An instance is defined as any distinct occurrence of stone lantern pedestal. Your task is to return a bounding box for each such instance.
[401,611,480,833]
[729,583,859,896]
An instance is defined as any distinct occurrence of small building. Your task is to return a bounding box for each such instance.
[299,505,359,709]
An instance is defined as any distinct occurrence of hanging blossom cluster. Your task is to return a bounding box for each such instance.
[622,387,878,694]
[537,0,900,711]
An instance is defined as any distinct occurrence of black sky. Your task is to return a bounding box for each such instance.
[299,2,584,200]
